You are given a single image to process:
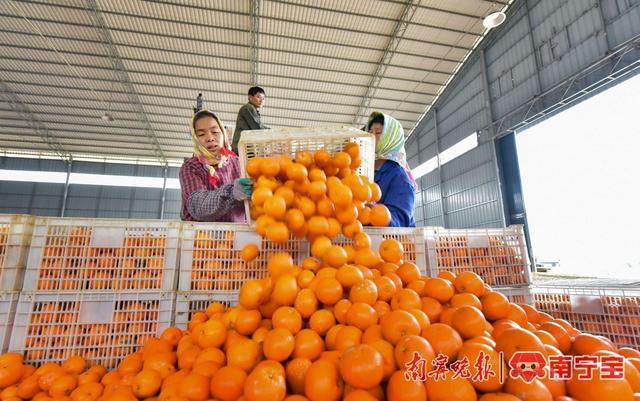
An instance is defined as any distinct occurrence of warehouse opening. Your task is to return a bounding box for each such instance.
[516,73,640,279]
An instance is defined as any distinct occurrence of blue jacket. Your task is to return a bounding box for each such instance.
[374,160,416,227]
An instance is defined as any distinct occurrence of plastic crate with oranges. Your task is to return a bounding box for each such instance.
[174,292,238,329]
[424,225,531,287]
[23,218,180,292]
[532,285,640,350]
[179,222,308,295]
[332,227,427,275]
[9,291,174,368]
[496,285,533,304]
[238,127,375,226]
[0,214,34,291]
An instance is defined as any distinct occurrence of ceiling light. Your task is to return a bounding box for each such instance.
[483,11,506,29]
[101,112,114,122]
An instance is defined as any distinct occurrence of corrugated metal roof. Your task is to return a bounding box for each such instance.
[0,0,512,165]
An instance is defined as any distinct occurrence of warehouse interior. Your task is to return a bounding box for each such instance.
[1,0,640,383]
[1,0,638,229]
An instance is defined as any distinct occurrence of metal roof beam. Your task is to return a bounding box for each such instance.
[0,25,460,73]
[0,38,454,84]
[0,72,438,107]
[0,12,465,64]
[354,0,420,126]
[11,85,429,115]
[250,0,260,86]
[0,80,71,162]
[378,0,506,20]
[0,51,446,92]
[85,0,167,166]
[14,0,476,52]
[262,0,482,38]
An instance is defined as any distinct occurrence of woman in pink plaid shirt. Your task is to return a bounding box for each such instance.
[179,108,252,222]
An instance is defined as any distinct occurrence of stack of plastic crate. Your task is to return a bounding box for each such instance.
[176,222,308,328]
[424,225,532,301]
[0,215,33,352]
[532,284,640,349]
[9,217,180,367]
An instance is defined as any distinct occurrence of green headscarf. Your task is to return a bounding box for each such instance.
[365,111,416,187]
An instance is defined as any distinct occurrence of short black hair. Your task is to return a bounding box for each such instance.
[248,86,265,96]
[192,110,218,129]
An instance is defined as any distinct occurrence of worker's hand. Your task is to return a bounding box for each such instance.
[233,178,253,200]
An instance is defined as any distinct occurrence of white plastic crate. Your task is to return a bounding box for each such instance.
[238,127,375,226]
[174,292,238,329]
[0,215,34,291]
[496,286,533,305]
[0,292,19,353]
[532,285,640,350]
[24,217,180,292]
[180,222,308,294]
[333,227,428,275]
[9,291,175,368]
[238,126,375,180]
[424,225,531,287]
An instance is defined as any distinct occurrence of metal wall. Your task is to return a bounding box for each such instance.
[408,0,640,229]
[0,156,182,219]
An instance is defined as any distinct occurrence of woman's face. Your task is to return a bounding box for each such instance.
[194,116,224,157]
[369,122,383,146]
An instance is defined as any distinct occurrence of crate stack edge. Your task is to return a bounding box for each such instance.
[10,217,181,367]
[0,215,34,353]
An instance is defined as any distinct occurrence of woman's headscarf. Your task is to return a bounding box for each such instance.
[191,109,235,186]
[365,111,417,188]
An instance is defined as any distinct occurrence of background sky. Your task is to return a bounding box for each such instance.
[517,73,640,279]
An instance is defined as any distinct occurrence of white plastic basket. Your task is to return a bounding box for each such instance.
[424,225,531,286]
[333,227,428,275]
[496,286,533,305]
[532,285,640,350]
[238,127,375,226]
[0,292,19,353]
[179,222,308,294]
[174,292,238,329]
[0,215,34,291]
[24,217,180,292]
[238,126,375,180]
[9,291,175,368]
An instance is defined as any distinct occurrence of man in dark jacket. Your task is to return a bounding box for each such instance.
[232,86,268,154]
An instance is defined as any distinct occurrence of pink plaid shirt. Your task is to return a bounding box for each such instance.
[179,155,246,222]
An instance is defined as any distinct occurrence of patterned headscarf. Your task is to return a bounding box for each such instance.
[191,109,236,187]
[366,111,417,188]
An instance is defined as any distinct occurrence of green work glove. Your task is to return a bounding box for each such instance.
[233,178,253,200]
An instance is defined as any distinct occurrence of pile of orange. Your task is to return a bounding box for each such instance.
[1,142,639,401]
[38,230,167,291]
[23,300,159,367]
[246,143,392,244]
[434,236,528,287]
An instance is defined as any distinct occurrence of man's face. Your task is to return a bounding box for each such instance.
[249,92,265,109]
[369,122,383,146]
[194,116,224,157]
